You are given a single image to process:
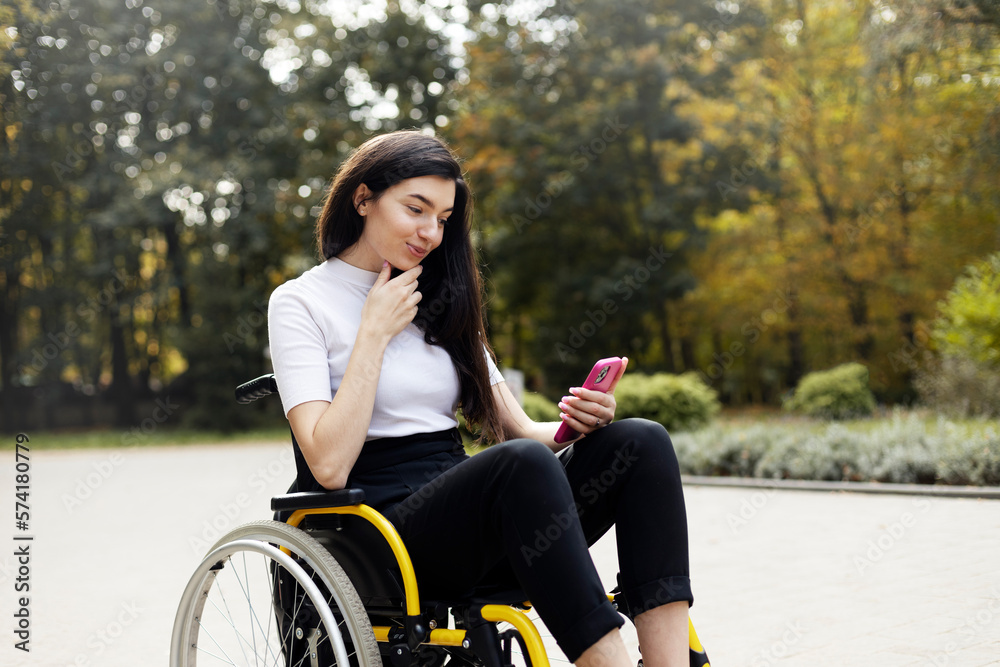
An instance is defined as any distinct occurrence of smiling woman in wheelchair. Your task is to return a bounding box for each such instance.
[266,130,694,667]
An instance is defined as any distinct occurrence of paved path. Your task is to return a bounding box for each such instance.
[1,442,998,666]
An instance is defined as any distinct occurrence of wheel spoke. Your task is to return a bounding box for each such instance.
[264,554,275,667]
[229,553,282,665]
[218,555,254,666]
[194,612,240,666]
[200,554,282,666]
[272,577,306,667]
[193,641,240,666]
[205,575,272,665]
[172,522,379,667]
[242,553,261,665]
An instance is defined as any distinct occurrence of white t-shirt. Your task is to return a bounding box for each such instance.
[267,257,504,439]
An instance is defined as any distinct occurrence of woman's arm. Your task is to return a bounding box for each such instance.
[287,262,423,489]
[491,380,566,450]
[287,332,391,489]
[492,357,628,452]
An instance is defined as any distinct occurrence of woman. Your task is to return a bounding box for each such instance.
[267,130,692,666]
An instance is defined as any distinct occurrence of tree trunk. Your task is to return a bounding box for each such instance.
[163,220,191,323]
[0,265,18,428]
[109,297,135,427]
[680,335,696,372]
[658,303,676,373]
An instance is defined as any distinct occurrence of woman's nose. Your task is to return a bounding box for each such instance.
[417,218,443,244]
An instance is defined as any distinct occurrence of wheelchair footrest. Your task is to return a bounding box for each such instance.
[271,488,367,512]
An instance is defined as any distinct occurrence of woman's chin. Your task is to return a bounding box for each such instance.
[393,257,423,271]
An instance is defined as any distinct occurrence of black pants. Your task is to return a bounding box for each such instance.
[344,418,692,662]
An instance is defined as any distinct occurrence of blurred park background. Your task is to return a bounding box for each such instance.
[1,0,998,474]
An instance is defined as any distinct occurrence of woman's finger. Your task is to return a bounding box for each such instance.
[390,264,423,286]
[558,410,594,434]
[372,260,393,289]
[569,386,614,407]
[559,396,605,429]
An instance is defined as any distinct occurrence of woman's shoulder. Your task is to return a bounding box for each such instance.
[268,259,364,329]
[268,261,351,342]
[270,260,342,301]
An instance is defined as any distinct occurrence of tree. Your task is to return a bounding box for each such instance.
[0,0,465,431]
[678,0,1000,403]
[452,0,759,394]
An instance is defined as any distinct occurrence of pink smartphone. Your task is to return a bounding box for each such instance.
[553,357,623,444]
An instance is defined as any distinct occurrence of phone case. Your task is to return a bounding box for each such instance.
[553,357,623,444]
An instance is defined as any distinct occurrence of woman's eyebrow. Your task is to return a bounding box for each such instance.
[406,193,454,213]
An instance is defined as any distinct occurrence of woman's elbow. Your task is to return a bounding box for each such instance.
[311,464,350,491]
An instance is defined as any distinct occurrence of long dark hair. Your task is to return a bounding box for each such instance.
[315,130,505,443]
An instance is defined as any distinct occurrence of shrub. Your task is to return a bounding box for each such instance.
[671,410,1000,486]
[672,424,776,477]
[930,251,1000,366]
[783,362,876,419]
[614,372,720,432]
[915,356,1000,418]
[917,252,1000,418]
[937,431,1000,486]
[753,424,867,481]
[522,392,562,422]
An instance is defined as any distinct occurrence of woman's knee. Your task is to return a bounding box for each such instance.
[615,417,671,441]
[495,438,565,480]
[603,418,674,453]
[601,418,680,479]
[488,440,578,526]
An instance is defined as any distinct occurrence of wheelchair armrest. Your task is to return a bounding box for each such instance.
[270,489,367,512]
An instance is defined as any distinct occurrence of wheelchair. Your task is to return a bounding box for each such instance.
[169,374,711,667]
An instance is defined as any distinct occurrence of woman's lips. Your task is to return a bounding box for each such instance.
[407,244,427,258]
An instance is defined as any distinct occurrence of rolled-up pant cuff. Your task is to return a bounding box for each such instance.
[554,598,625,663]
[625,575,694,619]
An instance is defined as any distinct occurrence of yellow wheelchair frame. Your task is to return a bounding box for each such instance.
[169,374,710,667]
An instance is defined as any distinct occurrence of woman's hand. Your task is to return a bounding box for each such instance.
[359,261,423,342]
[557,357,628,439]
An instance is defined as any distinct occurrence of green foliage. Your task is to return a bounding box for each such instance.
[783,363,876,419]
[931,252,1000,366]
[915,253,1000,418]
[671,423,774,478]
[672,411,1000,486]
[4,0,1000,433]
[614,373,720,433]
[0,0,462,430]
[455,0,755,394]
[521,392,561,423]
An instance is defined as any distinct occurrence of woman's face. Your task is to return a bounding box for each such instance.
[345,175,456,272]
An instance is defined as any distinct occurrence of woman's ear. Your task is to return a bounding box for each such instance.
[352,183,372,215]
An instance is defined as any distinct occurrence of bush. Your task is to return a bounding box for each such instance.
[521,392,562,422]
[671,410,1000,485]
[917,252,1000,418]
[936,427,1000,486]
[783,362,876,419]
[672,424,776,477]
[753,425,866,481]
[930,251,1000,366]
[915,356,1000,418]
[614,372,720,432]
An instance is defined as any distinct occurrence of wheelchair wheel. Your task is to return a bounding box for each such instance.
[171,520,381,667]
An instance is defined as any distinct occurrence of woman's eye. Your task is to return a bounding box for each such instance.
[438,218,449,226]
[408,206,421,214]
